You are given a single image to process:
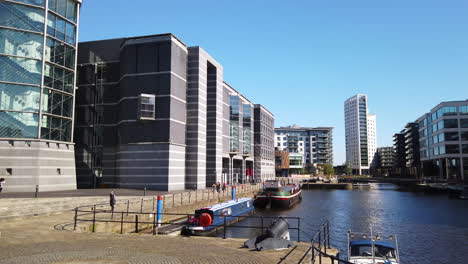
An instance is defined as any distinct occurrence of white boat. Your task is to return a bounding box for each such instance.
[348,231,400,264]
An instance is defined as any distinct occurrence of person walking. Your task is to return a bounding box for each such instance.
[216,182,221,193]
[0,178,5,193]
[222,182,226,192]
[109,190,116,211]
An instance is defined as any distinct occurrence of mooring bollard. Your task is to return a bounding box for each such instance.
[231,185,236,200]
[156,195,163,227]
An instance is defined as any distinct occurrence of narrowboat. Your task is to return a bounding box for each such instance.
[253,180,302,209]
[348,231,400,264]
[184,197,254,235]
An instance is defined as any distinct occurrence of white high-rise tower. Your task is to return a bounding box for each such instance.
[344,94,377,175]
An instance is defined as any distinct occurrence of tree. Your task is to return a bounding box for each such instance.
[344,162,352,176]
[323,164,334,176]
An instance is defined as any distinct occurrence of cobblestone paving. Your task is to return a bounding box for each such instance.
[0,212,307,264]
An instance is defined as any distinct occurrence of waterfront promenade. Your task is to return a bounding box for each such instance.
[0,210,311,263]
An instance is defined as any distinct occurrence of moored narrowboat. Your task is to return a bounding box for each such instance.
[253,180,302,209]
[184,197,254,235]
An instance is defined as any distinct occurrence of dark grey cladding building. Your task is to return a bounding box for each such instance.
[75,33,274,191]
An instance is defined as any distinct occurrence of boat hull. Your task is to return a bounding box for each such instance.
[254,190,302,209]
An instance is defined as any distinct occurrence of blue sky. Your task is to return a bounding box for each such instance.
[79,0,468,165]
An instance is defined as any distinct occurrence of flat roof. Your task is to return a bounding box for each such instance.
[275,126,334,131]
[79,33,187,47]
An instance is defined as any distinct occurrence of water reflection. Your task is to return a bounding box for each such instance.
[216,183,468,264]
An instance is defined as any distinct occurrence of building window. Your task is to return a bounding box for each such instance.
[444,119,458,129]
[461,119,468,128]
[139,94,155,120]
[446,144,460,154]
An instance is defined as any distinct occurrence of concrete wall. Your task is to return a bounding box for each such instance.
[0,141,76,192]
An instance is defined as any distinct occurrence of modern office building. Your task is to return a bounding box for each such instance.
[0,0,82,192]
[274,125,333,174]
[253,104,275,181]
[75,33,274,191]
[344,94,377,175]
[375,147,394,177]
[417,100,468,183]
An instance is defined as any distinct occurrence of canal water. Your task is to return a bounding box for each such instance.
[217,183,468,264]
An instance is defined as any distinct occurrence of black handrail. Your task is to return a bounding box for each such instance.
[303,221,353,264]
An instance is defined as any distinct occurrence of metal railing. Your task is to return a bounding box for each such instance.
[73,200,301,240]
[299,221,353,264]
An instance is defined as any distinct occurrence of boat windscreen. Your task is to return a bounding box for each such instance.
[350,245,396,258]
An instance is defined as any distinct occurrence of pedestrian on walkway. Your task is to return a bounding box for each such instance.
[212,183,216,193]
[222,182,226,192]
[0,178,5,193]
[109,190,116,211]
[216,182,221,193]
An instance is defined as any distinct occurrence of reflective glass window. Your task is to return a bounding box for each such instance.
[461,119,468,128]
[139,94,155,119]
[462,144,468,154]
[56,17,66,41]
[0,111,38,138]
[431,112,438,121]
[65,22,75,45]
[446,144,459,154]
[445,132,459,141]
[460,106,468,115]
[41,115,71,141]
[0,55,42,85]
[49,0,57,11]
[0,83,40,112]
[14,0,45,6]
[462,131,468,141]
[65,0,77,22]
[0,28,43,59]
[44,63,73,92]
[444,119,458,129]
[0,2,44,32]
[438,133,445,142]
[46,37,75,69]
[439,145,445,155]
[56,0,67,17]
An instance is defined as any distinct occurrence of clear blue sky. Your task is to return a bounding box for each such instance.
[79,0,468,165]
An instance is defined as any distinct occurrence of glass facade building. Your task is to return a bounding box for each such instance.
[0,0,81,192]
[0,0,80,141]
[417,100,468,183]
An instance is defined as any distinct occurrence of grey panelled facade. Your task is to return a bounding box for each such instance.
[75,33,274,191]
[254,104,275,181]
[75,34,187,191]
[185,47,223,189]
[0,0,81,192]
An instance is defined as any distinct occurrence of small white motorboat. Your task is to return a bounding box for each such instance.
[347,231,400,264]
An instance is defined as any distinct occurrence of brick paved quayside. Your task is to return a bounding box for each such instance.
[0,211,312,264]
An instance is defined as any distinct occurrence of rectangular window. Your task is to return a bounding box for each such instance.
[462,131,468,141]
[462,144,468,154]
[444,119,458,129]
[139,94,155,120]
[461,119,468,128]
[446,144,460,154]
[460,106,468,115]
[445,132,459,141]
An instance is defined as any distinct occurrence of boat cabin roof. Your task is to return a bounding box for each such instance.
[199,197,252,212]
[350,240,396,249]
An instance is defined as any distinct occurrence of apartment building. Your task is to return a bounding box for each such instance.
[344,94,377,175]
